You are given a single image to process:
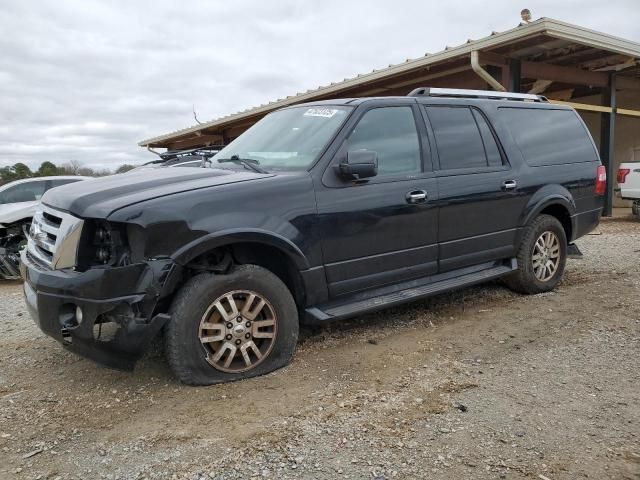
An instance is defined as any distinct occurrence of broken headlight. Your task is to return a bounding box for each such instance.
[77,221,131,269]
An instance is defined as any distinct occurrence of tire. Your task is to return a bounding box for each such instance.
[505,214,567,295]
[165,264,299,385]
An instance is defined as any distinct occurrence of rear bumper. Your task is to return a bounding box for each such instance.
[20,250,173,370]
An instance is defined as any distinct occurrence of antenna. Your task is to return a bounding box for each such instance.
[192,104,203,125]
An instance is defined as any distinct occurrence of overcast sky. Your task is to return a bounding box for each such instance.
[0,0,638,171]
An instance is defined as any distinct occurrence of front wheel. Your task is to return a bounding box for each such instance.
[505,214,567,294]
[165,265,299,385]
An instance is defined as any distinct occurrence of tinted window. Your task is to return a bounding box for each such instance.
[426,106,487,170]
[0,181,46,204]
[347,106,421,177]
[500,108,597,166]
[472,110,503,167]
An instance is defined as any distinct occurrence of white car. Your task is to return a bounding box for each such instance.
[618,163,640,216]
[0,176,89,278]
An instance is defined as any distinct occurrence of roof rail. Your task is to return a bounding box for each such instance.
[408,87,547,102]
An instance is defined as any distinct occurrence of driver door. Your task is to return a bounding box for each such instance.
[315,101,439,297]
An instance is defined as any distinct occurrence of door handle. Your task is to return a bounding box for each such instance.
[406,190,428,204]
[502,180,517,191]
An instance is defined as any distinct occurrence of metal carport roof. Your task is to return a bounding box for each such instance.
[139,17,640,149]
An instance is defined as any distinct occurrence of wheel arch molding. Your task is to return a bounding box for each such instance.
[521,187,576,225]
[519,187,576,243]
[170,229,311,271]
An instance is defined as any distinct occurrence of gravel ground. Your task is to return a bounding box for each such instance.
[0,215,639,480]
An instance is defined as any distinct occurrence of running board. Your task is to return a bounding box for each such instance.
[306,259,516,322]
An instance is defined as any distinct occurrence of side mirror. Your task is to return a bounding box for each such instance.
[337,150,378,180]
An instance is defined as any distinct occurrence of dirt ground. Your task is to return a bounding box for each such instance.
[1,215,639,480]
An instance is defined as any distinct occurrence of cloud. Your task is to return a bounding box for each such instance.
[1,0,638,171]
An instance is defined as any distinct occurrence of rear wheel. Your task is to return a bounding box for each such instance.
[505,214,567,294]
[165,265,299,385]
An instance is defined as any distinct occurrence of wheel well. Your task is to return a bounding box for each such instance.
[540,204,572,241]
[185,242,305,309]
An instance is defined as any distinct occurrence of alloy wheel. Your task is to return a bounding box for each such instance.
[198,290,277,373]
[532,231,561,282]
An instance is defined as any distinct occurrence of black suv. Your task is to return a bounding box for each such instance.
[20,88,605,385]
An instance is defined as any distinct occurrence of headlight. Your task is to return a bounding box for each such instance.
[77,221,130,269]
[94,227,111,243]
[96,246,111,263]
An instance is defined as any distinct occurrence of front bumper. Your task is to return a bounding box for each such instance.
[20,250,174,371]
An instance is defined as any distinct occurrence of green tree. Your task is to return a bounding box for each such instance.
[36,161,60,177]
[0,167,17,185]
[12,163,32,179]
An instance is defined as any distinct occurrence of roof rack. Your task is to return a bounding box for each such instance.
[408,87,547,102]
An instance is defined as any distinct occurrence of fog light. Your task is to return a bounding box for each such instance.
[75,306,84,324]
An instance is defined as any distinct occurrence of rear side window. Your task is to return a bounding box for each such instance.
[500,108,597,166]
[472,110,502,167]
[425,106,502,170]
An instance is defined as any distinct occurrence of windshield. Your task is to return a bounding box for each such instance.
[213,105,352,170]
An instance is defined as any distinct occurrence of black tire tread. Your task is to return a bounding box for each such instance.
[505,214,567,295]
[165,274,208,385]
[165,265,298,385]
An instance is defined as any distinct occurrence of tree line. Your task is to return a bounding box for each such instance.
[0,160,135,186]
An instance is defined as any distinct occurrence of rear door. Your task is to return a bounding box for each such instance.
[423,104,523,272]
[315,100,439,297]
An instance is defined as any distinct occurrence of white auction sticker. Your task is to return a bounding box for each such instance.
[304,108,338,118]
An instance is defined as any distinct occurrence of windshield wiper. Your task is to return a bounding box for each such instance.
[217,155,269,174]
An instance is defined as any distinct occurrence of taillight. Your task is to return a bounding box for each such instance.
[617,168,631,184]
[595,165,606,196]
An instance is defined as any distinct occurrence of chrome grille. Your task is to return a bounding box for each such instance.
[27,205,84,270]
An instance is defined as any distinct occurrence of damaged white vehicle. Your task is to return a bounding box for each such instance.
[0,176,88,278]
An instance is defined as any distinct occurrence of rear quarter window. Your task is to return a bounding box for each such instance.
[499,107,597,166]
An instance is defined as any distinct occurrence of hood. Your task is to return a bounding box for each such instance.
[42,167,274,218]
[0,201,38,226]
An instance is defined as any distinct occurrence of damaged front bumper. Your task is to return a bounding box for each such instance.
[20,250,177,371]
